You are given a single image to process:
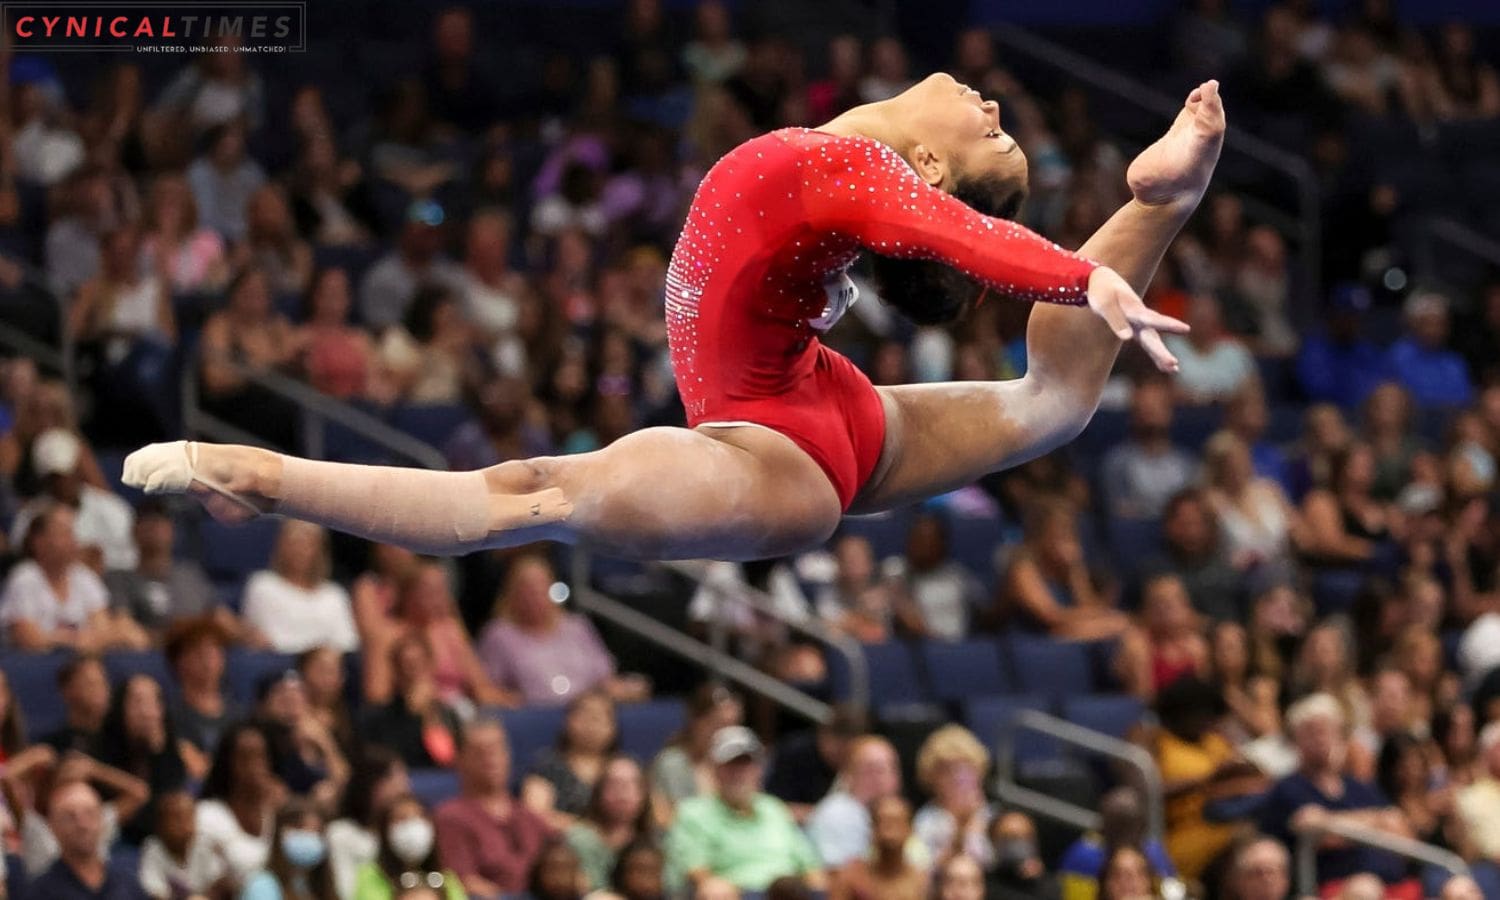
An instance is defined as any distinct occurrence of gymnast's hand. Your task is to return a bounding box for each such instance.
[1086,265,1188,373]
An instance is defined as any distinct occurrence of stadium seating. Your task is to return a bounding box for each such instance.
[616,699,686,762]
[1004,633,1096,698]
[918,639,1012,701]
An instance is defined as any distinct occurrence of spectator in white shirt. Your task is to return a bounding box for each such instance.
[10,428,137,571]
[242,520,358,653]
[0,503,146,652]
[138,790,228,899]
[806,736,923,869]
[1164,294,1258,405]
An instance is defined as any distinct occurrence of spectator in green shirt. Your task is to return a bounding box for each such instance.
[666,726,824,893]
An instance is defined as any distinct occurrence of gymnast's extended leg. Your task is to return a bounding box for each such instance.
[850,80,1227,512]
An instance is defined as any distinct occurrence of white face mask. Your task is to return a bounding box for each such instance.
[388,817,435,866]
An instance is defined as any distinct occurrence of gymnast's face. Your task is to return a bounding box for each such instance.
[901,72,1029,207]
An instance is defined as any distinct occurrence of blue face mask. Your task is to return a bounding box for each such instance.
[280,829,326,869]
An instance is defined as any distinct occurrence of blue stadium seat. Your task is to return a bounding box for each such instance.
[838,506,916,562]
[1071,409,1129,463]
[1170,405,1222,449]
[390,404,475,450]
[1005,634,1095,698]
[225,651,299,705]
[1061,694,1146,740]
[408,767,460,808]
[1,651,71,737]
[829,642,925,706]
[1266,404,1305,445]
[962,694,1053,764]
[616,700,685,761]
[1311,568,1366,617]
[942,511,1007,588]
[103,651,176,694]
[198,517,280,585]
[1106,516,1161,576]
[919,639,1012,701]
[496,706,567,775]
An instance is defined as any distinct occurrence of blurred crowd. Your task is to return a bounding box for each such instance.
[0,0,1499,898]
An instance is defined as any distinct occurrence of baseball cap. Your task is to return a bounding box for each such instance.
[709,725,764,764]
[407,199,445,228]
[32,428,81,477]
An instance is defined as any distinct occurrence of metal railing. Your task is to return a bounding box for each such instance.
[1414,216,1500,295]
[568,552,870,725]
[1295,819,1468,896]
[990,23,1323,297]
[993,707,1165,842]
[181,359,447,469]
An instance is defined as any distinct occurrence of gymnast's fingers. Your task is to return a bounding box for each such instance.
[1139,327,1179,373]
[1086,268,1135,341]
[1126,305,1190,335]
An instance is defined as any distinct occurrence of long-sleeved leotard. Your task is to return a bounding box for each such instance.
[666,128,1099,509]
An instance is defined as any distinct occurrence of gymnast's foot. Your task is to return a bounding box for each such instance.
[124,441,281,524]
[1127,79,1226,210]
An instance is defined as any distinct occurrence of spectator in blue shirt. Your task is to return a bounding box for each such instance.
[1296,283,1390,410]
[24,780,148,900]
[1386,292,1474,409]
[1255,693,1409,888]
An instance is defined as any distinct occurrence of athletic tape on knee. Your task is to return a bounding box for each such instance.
[276,457,493,555]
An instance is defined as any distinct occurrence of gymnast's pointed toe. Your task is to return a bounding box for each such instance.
[123,441,196,494]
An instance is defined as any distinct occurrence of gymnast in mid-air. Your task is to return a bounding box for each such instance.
[126,74,1226,562]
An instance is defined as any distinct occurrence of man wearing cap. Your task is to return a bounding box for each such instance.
[666,725,824,893]
[1455,722,1500,862]
[1386,291,1475,409]
[1295,283,1392,409]
[11,427,136,571]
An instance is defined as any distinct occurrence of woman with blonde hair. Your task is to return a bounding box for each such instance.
[139,171,228,294]
[242,520,357,653]
[913,725,995,869]
[1201,430,1301,571]
[476,554,647,707]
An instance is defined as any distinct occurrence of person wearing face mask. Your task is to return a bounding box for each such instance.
[239,800,334,900]
[986,811,1059,900]
[353,794,464,900]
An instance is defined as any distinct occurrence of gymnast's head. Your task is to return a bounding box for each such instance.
[867,72,1030,325]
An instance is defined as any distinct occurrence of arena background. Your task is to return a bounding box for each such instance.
[1,0,1499,898]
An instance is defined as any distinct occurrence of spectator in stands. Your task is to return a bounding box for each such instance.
[185,120,266,243]
[1412,23,1500,122]
[366,561,511,708]
[1296,284,1388,410]
[434,720,552,897]
[1235,226,1296,357]
[139,171,229,295]
[422,7,499,134]
[1153,489,1243,623]
[479,554,647,707]
[164,616,239,776]
[1361,382,1423,501]
[297,267,374,402]
[2,504,144,652]
[457,211,527,357]
[104,499,216,635]
[24,780,148,900]
[11,428,138,572]
[1291,623,1370,729]
[1102,380,1197,521]
[360,201,463,331]
[830,795,926,900]
[682,0,745,85]
[1220,835,1290,900]
[1454,721,1500,861]
[195,721,283,888]
[153,44,264,137]
[18,752,149,879]
[1095,846,1158,900]
[287,127,371,248]
[765,706,861,824]
[1223,383,1290,492]
[361,633,463,770]
[1349,667,1421,779]
[443,376,552,473]
[1001,503,1130,641]
[0,668,30,762]
[984,811,1057,900]
[243,520,358,653]
[1211,621,1282,742]
[1388,291,1474,409]
[45,166,120,300]
[912,725,994,869]
[806,736,908,869]
[354,792,465,899]
[653,685,745,809]
[889,514,983,641]
[565,755,662,892]
[1057,787,1176,900]
[525,690,620,829]
[375,284,477,406]
[98,674,188,844]
[1439,875,1485,900]
[240,798,337,900]
[521,838,587,900]
[351,543,420,693]
[667,726,822,893]
[1257,693,1408,887]
[235,184,312,297]
[1201,431,1300,572]
[931,854,985,900]
[299,645,353,751]
[1299,443,1402,571]
[1118,574,1209,702]
[327,747,410,899]
[42,654,111,753]
[138,789,228,900]
[254,668,349,807]
[814,535,911,643]
[1164,295,1258,404]
[10,80,85,187]
[196,266,301,449]
[1375,731,1455,847]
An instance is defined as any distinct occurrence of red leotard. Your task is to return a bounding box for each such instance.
[665,128,1099,510]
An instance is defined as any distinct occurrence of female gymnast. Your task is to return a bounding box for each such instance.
[126,75,1226,562]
